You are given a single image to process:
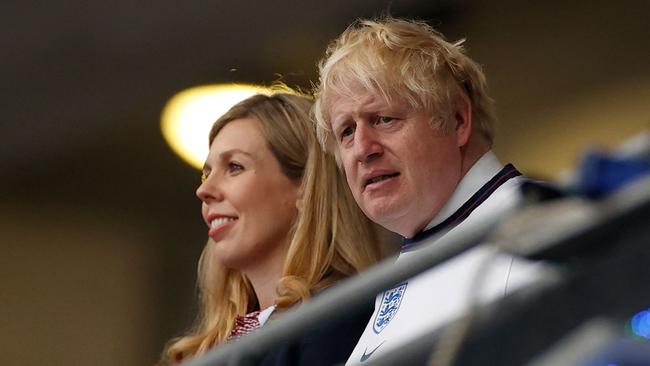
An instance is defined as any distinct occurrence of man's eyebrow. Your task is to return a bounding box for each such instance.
[332,111,359,126]
[331,115,348,128]
[331,109,376,129]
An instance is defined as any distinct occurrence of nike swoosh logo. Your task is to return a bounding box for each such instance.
[360,341,385,362]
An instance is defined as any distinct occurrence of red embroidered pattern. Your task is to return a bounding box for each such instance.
[228,310,261,340]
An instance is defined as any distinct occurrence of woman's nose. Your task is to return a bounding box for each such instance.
[196,174,223,202]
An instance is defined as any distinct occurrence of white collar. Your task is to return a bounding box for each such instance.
[257,304,277,326]
[422,151,503,231]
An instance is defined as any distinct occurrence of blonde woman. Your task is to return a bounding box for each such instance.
[162,89,381,365]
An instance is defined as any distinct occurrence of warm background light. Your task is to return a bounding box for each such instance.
[161,84,272,169]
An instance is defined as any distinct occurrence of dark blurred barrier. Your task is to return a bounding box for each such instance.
[184,133,650,366]
[183,187,507,366]
[365,176,650,366]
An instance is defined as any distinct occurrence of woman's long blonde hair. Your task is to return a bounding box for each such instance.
[162,88,380,364]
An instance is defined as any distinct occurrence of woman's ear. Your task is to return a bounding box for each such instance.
[295,197,304,212]
[454,92,473,148]
[295,183,304,212]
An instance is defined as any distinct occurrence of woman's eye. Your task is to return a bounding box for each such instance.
[228,162,244,173]
[200,173,208,183]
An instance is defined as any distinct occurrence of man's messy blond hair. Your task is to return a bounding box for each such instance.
[313,17,495,154]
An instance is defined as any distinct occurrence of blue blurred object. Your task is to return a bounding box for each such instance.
[577,150,650,198]
[577,310,650,366]
[630,309,650,340]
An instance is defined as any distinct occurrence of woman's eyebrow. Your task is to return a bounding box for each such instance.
[218,149,253,160]
[202,149,255,174]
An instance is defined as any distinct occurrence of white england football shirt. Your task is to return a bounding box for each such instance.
[346,152,545,365]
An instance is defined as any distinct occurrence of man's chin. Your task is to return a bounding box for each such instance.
[363,203,411,235]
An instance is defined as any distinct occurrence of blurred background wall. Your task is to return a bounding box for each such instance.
[1,1,648,365]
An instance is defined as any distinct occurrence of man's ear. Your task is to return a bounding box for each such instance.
[454,92,473,147]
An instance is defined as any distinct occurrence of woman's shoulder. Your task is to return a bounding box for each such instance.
[258,299,374,366]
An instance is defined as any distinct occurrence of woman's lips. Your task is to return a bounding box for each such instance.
[207,216,238,238]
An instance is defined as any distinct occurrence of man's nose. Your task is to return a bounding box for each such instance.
[353,124,383,164]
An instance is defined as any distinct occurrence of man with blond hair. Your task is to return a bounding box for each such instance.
[313,17,543,364]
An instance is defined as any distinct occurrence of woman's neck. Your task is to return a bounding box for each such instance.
[242,239,290,310]
[247,270,281,310]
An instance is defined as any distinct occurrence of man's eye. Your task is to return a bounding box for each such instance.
[377,116,394,124]
[341,126,354,138]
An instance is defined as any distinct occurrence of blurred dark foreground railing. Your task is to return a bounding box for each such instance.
[184,138,650,366]
[365,175,650,366]
[183,186,508,366]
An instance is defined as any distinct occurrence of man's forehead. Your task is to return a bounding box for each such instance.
[331,91,376,110]
[329,90,392,113]
[328,94,376,128]
[328,90,412,119]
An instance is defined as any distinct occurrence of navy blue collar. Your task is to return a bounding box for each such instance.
[401,164,521,250]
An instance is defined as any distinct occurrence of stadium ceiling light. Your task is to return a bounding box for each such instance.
[161,83,271,169]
